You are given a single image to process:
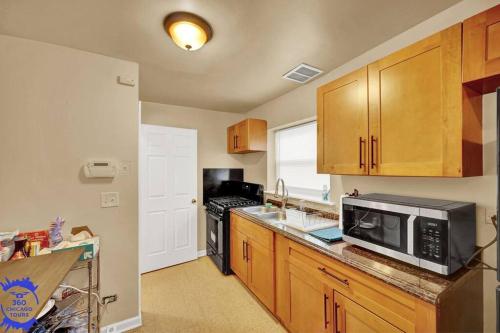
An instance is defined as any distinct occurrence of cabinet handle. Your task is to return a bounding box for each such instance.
[359,137,366,169]
[370,135,377,169]
[317,267,349,286]
[233,136,236,149]
[334,302,340,333]
[245,242,250,262]
[242,241,246,260]
[235,135,238,149]
[323,294,330,329]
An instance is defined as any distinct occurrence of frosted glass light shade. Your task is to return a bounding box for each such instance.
[164,12,213,51]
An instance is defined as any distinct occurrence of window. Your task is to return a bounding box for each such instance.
[275,121,330,200]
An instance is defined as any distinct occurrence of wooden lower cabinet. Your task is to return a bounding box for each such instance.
[247,237,274,310]
[230,215,482,333]
[335,291,402,333]
[289,263,333,333]
[229,225,247,281]
[230,213,275,312]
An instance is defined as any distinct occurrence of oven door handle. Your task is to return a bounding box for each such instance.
[207,211,222,221]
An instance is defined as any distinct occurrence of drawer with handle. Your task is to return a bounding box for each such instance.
[289,247,352,296]
[288,240,417,332]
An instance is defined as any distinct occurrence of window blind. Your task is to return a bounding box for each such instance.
[275,121,330,198]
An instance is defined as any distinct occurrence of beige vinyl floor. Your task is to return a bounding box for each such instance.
[130,256,286,333]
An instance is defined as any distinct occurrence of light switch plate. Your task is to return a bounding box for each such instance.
[119,161,131,176]
[101,192,119,208]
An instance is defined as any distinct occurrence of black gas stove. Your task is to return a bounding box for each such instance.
[205,181,263,274]
[206,196,260,216]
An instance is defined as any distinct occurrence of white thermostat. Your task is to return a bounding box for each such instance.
[84,160,117,178]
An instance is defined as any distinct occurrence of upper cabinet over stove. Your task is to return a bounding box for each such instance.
[227,118,267,154]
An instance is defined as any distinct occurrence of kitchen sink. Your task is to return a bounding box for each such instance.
[242,206,280,215]
[260,211,287,222]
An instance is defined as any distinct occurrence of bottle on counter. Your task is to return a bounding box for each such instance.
[322,185,330,202]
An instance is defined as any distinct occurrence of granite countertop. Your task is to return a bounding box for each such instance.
[232,208,477,305]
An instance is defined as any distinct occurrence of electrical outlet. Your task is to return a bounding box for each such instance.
[102,294,118,304]
[101,192,119,208]
[486,209,497,225]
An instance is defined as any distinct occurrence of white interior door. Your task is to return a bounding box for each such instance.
[140,124,197,273]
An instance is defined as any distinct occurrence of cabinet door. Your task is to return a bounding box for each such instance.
[235,120,249,152]
[247,237,275,312]
[317,67,368,175]
[275,234,291,327]
[289,263,333,333]
[463,4,500,89]
[230,226,248,282]
[335,292,402,333]
[227,125,236,153]
[368,24,462,176]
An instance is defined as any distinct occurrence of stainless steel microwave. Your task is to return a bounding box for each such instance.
[342,193,476,275]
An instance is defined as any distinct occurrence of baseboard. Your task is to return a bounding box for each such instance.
[197,249,207,257]
[100,315,142,333]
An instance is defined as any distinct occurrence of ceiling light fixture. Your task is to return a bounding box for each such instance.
[163,12,213,51]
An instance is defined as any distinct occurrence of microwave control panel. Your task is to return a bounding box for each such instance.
[417,218,447,264]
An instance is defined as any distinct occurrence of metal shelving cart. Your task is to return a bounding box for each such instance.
[30,252,101,332]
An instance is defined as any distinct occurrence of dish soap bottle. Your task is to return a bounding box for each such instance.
[322,185,330,202]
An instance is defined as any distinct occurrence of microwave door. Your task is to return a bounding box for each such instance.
[346,207,409,252]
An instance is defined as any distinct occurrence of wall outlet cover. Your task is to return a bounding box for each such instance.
[119,161,131,176]
[101,192,120,208]
[486,208,496,225]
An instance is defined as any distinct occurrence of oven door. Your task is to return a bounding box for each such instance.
[342,199,418,264]
[206,211,223,256]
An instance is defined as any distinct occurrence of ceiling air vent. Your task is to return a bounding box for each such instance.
[282,63,323,83]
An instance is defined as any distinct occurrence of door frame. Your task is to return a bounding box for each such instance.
[137,101,142,324]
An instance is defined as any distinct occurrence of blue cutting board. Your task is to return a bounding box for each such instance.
[308,227,343,243]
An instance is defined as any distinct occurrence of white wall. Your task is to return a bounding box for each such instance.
[244,1,500,331]
[0,35,139,326]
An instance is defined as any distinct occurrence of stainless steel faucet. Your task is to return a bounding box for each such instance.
[274,178,288,211]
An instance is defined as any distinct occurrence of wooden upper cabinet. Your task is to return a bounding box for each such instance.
[317,68,368,175]
[227,118,267,154]
[227,125,237,154]
[235,121,249,151]
[368,23,482,177]
[463,4,500,93]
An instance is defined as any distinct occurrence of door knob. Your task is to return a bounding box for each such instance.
[192,199,197,204]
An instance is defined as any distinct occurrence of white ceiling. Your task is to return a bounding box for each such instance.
[0,0,460,113]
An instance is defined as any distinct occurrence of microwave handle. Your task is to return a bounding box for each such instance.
[407,215,417,256]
